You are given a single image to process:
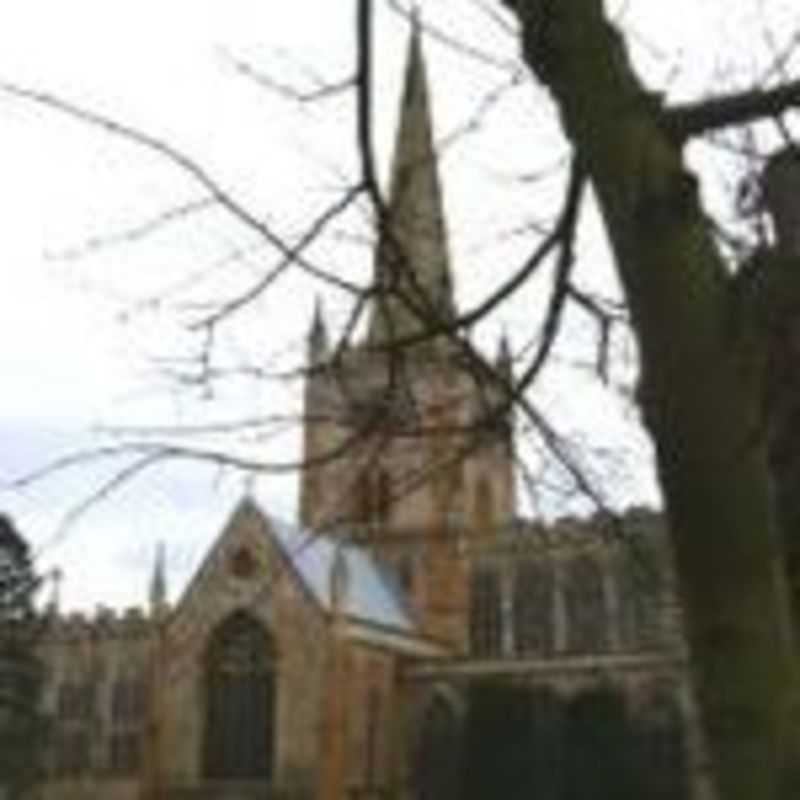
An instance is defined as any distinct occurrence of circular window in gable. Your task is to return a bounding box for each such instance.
[230,546,257,580]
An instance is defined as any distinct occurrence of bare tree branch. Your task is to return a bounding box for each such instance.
[0,81,348,293]
[189,184,365,331]
[665,78,800,140]
[223,50,356,103]
[48,198,216,261]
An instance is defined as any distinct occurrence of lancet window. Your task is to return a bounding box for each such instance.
[54,681,94,776]
[109,677,145,775]
[617,547,662,650]
[512,560,554,656]
[563,556,608,654]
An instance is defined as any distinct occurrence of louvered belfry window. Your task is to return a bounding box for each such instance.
[203,612,276,780]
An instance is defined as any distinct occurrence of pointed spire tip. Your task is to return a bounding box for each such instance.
[366,16,455,346]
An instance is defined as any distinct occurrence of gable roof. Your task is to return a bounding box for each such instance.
[167,492,417,638]
[263,512,415,634]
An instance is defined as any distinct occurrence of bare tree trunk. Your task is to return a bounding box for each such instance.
[502,2,800,798]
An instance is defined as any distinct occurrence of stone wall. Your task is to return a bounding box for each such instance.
[37,608,152,800]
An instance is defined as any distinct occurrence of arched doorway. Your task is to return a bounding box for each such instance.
[416,694,461,800]
[203,611,277,780]
[563,687,638,800]
[461,683,561,800]
[638,689,689,800]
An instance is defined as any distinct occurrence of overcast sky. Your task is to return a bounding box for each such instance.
[0,1,796,610]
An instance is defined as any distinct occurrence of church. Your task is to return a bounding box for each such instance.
[34,25,706,800]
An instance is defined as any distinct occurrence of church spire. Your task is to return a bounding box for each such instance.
[368,19,455,346]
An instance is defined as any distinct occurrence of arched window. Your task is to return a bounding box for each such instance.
[469,567,503,657]
[461,684,562,800]
[512,561,554,656]
[563,687,636,798]
[203,612,276,780]
[639,691,689,800]
[109,676,145,775]
[563,556,608,654]
[617,547,662,650]
[54,681,94,776]
[416,695,461,800]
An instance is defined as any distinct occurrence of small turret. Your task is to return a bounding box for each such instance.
[329,545,351,615]
[46,566,63,616]
[308,296,330,366]
[149,542,168,618]
[300,298,333,528]
[495,330,513,386]
[492,331,515,444]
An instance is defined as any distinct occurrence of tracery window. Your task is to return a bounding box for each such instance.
[469,567,503,657]
[562,687,633,797]
[512,561,554,656]
[203,612,276,780]
[109,677,145,775]
[416,695,460,800]
[640,691,689,800]
[563,556,608,654]
[55,730,90,776]
[109,732,140,776]
[57,682,94,721]
[617,547,662,650]
[54,681,94,776]
[111,678,144,724]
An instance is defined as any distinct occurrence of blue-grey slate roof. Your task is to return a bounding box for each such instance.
[263,510,415,634]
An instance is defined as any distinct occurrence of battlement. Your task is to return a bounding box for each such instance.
[466,505,665,557]
[43,603,156,641]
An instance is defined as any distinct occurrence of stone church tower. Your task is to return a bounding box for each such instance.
[299,24,515,647]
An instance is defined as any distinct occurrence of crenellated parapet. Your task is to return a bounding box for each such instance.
[43,604,156,643]
[467,505,665,555]
[462,505,685,663]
